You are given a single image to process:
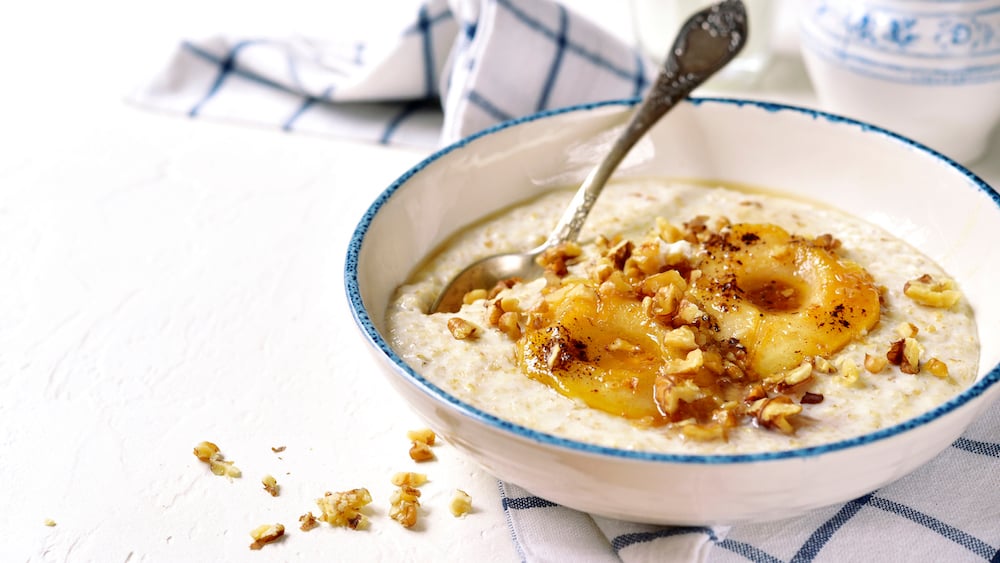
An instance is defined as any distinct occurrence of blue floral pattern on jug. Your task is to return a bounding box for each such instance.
[802,0,1000,85]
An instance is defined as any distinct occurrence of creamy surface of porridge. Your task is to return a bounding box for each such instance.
[387,180,979,454]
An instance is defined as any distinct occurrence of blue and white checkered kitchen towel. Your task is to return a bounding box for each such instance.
[135,0,1000,560]
[500,396,1000,562]
[131,0,654,148]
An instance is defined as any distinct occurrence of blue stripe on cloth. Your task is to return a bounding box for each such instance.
[612,527,782,562]
[790,493,873,563]
[496,0,641,82]
[184,40,262,117]
[536,4,568,111]
[282,85,334,131]
[497,482,529,562]
[952,437,1000,458]
[467,90,514,122]
[379,100,433,144]
[717,538,785,563]
[502,495,560,510]
[867,496,998,560]
[405,4,453,98]
[633,50,648,97]
[611,526,718,552]
[353,41,365,65]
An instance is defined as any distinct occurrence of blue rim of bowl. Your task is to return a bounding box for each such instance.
[345,96,1000,464]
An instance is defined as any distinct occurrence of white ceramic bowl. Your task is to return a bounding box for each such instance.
[346,98,1000,525]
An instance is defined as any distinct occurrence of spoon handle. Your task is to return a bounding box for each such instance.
[542,0,747,248]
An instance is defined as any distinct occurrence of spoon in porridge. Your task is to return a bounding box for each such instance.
[431,0,749,313]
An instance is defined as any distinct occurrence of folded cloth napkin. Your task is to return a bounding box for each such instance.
[135,1,1000,561]
[501,396,1000,562]
[130,0,655,147]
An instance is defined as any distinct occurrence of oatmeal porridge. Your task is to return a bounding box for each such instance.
[387,179,979,454]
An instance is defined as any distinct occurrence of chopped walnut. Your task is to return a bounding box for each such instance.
[271,446,286,453]
[925,357,950,379]
[262,474,279,497]
[316,488,372,530]
[837,358,862,387]
[447,317,480,340]
[450,489,473,517]
[391,472,428,487]
[767,361,813,387]
[864,353,888,374]
[389,485,422,528]
[537,242,581,276]
[407,428,437,446]
[462,288,489,305]
[409,441,436,462]
[654,377,705,415]
[249,523,285,550]
[299,512,320,532]
[43,519,56,527]
[193,441,241,479]
[903,274,962,308]
[813,356,836,374]
[896,322,919,339]
[888,338,923,374]
[497,311,522,340]
[752,396,803,434]
[679,422,727,441]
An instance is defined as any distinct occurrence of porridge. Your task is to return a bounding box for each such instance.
[387,180,979,454]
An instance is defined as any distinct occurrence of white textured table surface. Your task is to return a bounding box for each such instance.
[2,1,999,562]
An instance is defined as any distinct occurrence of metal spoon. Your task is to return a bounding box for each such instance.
[431,0,748,314]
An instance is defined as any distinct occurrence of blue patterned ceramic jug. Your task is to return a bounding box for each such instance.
[799,0,1000,163]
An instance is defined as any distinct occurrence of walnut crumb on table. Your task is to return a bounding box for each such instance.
[450,489,473,517]
[316,488,373,530]
[192,441,241,479]
[407,428,438,462]
[43,518,56,527]
[249,523,285,550]
[262,474,279,497]
[299,512,320,532]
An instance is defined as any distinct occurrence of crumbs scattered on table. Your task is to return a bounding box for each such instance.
[450,489,473,517]
[262,474,280,497]
[43,518,56,527]
[193,441,241,479]
[299,512,320,532]
[407,428,438,462]
[249,523,285,550]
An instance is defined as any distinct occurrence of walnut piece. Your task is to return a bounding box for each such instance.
[249,523,285,550]
[316,488,372,530]
[389,485,422,528]
[450,489,473,517]
[262,474,279,497]
[409,441,435,462]
[408,428,437,462]
[447,317,480,340]
[925,357,949,379]
[391,472,428,487]
[192,441,241,479]
[406,428,437,446]
[864,353,888,374]
[903,274,962,308]
[887,337,923,374]
[298,512,320,532]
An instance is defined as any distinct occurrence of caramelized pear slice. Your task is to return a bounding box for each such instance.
[690,223,881,377]
[517,282,676,422]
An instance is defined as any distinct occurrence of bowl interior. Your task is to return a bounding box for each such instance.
[349,98,1000,459]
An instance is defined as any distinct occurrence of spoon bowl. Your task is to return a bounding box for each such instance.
[430,0,748,313]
